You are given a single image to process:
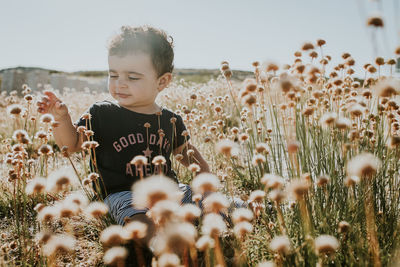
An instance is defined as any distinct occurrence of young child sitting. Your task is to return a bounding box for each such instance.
[37,24,210,244]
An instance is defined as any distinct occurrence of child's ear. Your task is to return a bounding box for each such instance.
[157,72,172,92]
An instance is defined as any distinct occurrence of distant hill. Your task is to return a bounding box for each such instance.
[72,68,254,83]
[0,66,253,83]
[0,66,254,93]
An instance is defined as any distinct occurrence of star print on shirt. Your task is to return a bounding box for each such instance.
[143,147,153,157]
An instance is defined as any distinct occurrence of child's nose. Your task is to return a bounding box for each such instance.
[116,78,128,88]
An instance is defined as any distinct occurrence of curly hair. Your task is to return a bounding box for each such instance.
[107,25,174,78]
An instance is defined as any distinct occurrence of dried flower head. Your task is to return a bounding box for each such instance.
[188,163,201,173]
[37,206,58,222]
[232,208,254,223]
[178,203,201,222]
[64,191,89,208]
[252,154,266,165]
[152,155,167,165]
[249,190,266,204]
[374,78,400,97]
[132,175,181,209]
[344,175,360,187]
[12,129,29,143]
[84,130,94,137]
[269,235,291,255]
[202,213,227,237]
[158,252,181,267]
[191,172,221,194]
[7,104,23,117]
[35,231,52,245]
[100,225,128,246]
[88,172,100,181]
[255,143,269,153]
[338,221,351,233]
[314,235,339,255]
[242,94,257,106]
[317,39,326,46]
[42,234,76,256]
[40,113,55,124]
[149,200,179,224]
[35,130,48,140]
[395,46,400,55]
[46,167,78,193]
[269,189,286,203]
[82,178,92,187]
[348,103,364,117]
[25,177,47,195]
[261,174,285,190]
[34,203,46,213]
[103,246,128,266]
[196,235,215,251]
[302,42,315,51]
[287,140,300,154]
[320,112,337,127]
[347,152,381,178]
[165,223,197,255]
[244,78,258,92]
[387,135,400,149]
[288,179,310,200]
[216,139,239,157]
[57,201,80,218]
[277,73,295,93]
[239,133,250,142]
[82,113,91,120]
[38,144,53,156]
[367,15,384,27]
[234,221,253,239]
[84,201,109,219]
[130,155,148,167]
[124,221,148,240]
[335,117,351,130]
[203,192,229,213]
[317,175,330,187]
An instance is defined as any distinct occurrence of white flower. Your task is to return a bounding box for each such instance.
[132,174,181,209]
[191,172,221,194]
[315,235,339,255]
[347,152,381,178]
[269,235,291,255]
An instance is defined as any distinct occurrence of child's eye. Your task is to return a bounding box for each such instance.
[128,77,139,80]
[109,75,118,79]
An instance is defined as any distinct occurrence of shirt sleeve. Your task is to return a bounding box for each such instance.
[173,113,190,150]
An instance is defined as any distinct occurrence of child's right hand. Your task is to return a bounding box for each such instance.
[36,90,69,121]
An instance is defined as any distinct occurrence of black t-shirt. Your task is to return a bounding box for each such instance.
[74,100,190,197]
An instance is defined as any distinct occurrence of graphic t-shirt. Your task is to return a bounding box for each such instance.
[74,100,190,197]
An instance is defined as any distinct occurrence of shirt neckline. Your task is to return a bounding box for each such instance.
[111,100,164,116]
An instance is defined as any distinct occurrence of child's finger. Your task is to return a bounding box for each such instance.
[37,106,47,113]
[39,96,50,104]
[43,90,59,102]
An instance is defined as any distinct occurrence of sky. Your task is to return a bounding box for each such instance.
[0,0,399,77]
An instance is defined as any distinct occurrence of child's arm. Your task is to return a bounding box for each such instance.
[173,142,210,173]
[37,90,83,153]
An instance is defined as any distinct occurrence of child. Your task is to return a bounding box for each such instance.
[36,25,210,247]
[37,26,249,267]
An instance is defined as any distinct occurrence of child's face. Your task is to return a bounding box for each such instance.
[108,52,170,111]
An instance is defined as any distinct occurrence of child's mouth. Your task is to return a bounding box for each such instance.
[116,93,130,98]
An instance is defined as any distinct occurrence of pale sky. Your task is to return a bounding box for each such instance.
[1,0,399,77]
